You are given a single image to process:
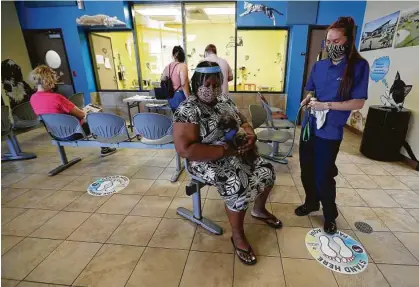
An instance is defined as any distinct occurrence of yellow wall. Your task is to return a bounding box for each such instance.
[1,1,33,106]
[96,32,139,90]
[237,30,288,92]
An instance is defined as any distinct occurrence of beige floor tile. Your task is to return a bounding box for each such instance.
[164,197,205,219]
[2,207,27,225]
[309,209,351,230]
[64,193,109,212]
[133,166,164,179]
[74,244,144,287]
[2,209,58,236]
[202,199,229,222]
[145,156,173,168]
[355,231,418,265]
[394,232,419,261]
[61,175,102,191]
[271,203,312,227]
[269,185,302,204]
[348,154,376,165]
[336,174,352,188]
[180,251,233,287]
[282,258,338,287]
[277,227,313,259]
[107,216,161,246]
[191,221,233,253]
[369,175,410,190]
[88,164,140,178]
[382,164,418,176]
[356,164,389,176]
[344,175,379,189]
[356,189,400,208]
[96,194,141,215]
[336,188,368,207]
[68,213,124,243]
[17,281,70,286]
[244,223,280,256]
[30,211,90,239]
[32,190,84,210]
[396,175,419,190]
[130,195,172,217]
[5,189,55,208]
[274,173,295,186]
[339,207,389,231]
[146,180,181,197]
[1,187,30,203]
[1,235,24,255]
[378,264,419,287]
[158,167,186,181]
[149,218,196,249]
[1,238,62,280]
[26,241,102,285]
[373,208,419,232]
[386,189,419,208]
[408,209,419,221]
[234,256,286,287]
[1,279,20,287]
[1,173,30,187]
[336,153,353,164]
[119,178,154,195]
[11,174,78,190]
[126,247,188,287]
[333,263,390,287]
[154,150,176,158]
[205,186,220,199]
[338,163,365,175]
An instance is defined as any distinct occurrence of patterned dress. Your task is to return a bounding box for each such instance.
[173,94,276,211]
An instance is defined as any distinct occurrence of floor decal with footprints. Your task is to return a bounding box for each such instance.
[87,175,129,196]
[305,228,368,274]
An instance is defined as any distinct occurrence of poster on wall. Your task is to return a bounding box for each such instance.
[394,6,419,48]
[360,11,400,52]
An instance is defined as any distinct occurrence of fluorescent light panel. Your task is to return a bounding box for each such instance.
[136,8,180,16]
[204,8,235,15]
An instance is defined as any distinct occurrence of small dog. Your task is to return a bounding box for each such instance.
[218,114,259,167]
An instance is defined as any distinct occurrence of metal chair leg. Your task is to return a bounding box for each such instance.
[170,153,185,183]
[177,181,223,235]
[48,143,81,176]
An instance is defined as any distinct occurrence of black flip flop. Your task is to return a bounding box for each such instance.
[251,214,283,229]
[231,237,257,265]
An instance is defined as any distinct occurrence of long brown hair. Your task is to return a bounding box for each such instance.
[328,17,365,101]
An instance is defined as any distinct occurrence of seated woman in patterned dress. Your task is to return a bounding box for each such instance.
[173,61,282,265]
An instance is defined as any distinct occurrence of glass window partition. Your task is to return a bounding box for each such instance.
[236,29,288,92]
[184,2,236,91]
[134,3,183,90]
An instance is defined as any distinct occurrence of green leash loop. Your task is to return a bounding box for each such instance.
[302,108,311,142]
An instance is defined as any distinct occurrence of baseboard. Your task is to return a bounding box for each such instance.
[344,124,363,136]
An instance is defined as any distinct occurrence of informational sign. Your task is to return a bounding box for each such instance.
[305,228,368,274]
[87,175,129,196]
[370,56,390,82]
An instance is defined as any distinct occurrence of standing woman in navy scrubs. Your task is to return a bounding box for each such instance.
[295,17,369,234]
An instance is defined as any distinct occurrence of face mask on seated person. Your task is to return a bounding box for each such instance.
[326,43,348,61]
[197,86,221,104]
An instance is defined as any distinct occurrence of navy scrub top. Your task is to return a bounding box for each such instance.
[303,57,369,140]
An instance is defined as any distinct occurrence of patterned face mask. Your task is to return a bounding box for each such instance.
[326,43,348,61]
[197,86,221,104]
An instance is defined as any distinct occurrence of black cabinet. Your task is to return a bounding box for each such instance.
[360,105,410,161]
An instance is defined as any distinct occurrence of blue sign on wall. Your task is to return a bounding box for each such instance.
[236,1,288,27]
[370,56,390,82]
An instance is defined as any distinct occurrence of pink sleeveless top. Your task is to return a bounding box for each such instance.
[162,62,183,91]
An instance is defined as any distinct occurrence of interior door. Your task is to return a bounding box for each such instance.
[89,33,118,90]
[300,27,328,122]
[23,29,73,88]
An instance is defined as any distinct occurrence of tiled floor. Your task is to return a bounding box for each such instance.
[2,127,419,287]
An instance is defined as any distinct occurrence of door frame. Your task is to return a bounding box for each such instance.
[88,33,120,91]
[300,25,328,104]
[22,28,75,91]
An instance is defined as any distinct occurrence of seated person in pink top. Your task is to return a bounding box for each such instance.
[29,65,116,157]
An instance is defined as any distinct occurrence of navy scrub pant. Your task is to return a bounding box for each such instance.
[299,133,342,222]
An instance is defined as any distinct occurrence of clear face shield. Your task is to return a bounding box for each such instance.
[193,66,223,104]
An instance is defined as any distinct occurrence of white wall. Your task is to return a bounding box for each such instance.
[357,1,419,157]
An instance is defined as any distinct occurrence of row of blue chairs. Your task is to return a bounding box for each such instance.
[40,112,184,182]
